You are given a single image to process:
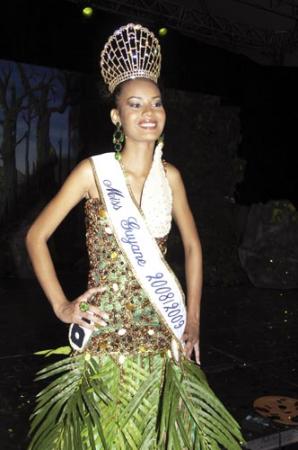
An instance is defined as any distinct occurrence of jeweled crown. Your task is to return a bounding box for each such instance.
[100,23,161,93]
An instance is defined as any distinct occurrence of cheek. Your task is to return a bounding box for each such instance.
[119,111,135,129]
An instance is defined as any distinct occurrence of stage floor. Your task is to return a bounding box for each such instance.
[0,277,297,449]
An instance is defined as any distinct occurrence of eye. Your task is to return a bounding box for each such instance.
[129,102,141,109]
[153,100,163,108]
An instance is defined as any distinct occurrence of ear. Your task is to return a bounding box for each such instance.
[110,109,120,126]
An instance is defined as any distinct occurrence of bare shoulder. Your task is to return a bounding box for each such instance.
[73,158,93,178]
[164,162,184,191]
[70,158,94,187]
[55,157,96,201]
[75,157,101,198]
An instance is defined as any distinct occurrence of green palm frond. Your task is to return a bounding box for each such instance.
[29,352,110,450]
[157,356,243,450]
[29,350,244,450]
[34,346,72,357]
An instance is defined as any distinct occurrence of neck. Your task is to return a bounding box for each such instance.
[120,140,155,175]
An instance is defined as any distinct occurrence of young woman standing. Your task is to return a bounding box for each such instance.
[26,23,243,450]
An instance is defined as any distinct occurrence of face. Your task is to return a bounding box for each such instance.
[111,78,166,145]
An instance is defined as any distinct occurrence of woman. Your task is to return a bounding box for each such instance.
[26,23,243,449]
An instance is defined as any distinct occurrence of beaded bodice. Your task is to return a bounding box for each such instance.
[84,197,173,356]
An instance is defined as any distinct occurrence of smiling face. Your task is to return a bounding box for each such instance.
[110,78,166,145]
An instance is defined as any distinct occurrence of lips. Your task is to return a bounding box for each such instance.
[138,121,157,129]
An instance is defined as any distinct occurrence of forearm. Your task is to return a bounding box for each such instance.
[26,230,69,315]
[184,241,203,326]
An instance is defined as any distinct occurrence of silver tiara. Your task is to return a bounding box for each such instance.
[100,23,161,93]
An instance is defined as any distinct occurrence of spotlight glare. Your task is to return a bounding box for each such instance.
[158,27,168,37]
[82,6,94,18]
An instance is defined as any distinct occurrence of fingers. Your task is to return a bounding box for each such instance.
[77,309,108,329]
[78,286,106,303]
[182,332,188,342]
[182,333,193,359]
[182,338,201,365]
[89,305,109,321]
[76,317,94,330]
[76,304,109,328]
[184,340,194,359]
[75,286,109,329]
[194,342,201,366]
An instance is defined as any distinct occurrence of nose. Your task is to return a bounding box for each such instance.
[142,104,153,116]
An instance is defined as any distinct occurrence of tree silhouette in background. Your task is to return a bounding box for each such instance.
[18,65,72,195]
[0,65,28,218]
[0,61,79,224]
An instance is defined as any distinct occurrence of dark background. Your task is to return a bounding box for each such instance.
[1,0,298,207]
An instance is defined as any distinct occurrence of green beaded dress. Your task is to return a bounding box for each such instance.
[28,152,243,450]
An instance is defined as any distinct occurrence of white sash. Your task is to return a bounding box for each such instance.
[92,152,186,343]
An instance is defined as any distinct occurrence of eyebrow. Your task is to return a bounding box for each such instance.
[127,96,161,100]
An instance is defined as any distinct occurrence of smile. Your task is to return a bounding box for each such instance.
[139,121,157,129]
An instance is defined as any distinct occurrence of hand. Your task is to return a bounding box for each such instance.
[54,287,109,330]
[182,320,200,365]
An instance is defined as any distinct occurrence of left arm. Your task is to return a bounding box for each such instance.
[167,164,203,364]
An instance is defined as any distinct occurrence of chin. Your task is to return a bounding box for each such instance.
[143,136,160,143]
[141,131,161,141]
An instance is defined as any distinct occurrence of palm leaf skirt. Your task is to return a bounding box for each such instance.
[28,349,244,450]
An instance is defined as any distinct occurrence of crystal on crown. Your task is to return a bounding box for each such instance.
[100,23,161,93]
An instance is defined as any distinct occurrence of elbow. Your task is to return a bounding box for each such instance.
[25,224,46,255]
[25,225,36,255]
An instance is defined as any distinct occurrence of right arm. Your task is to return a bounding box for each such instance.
[26,159,107,328]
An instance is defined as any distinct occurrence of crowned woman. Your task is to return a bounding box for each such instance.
[26,23,243,450]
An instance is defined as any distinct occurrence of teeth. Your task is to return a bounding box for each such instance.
[140,123,156,128]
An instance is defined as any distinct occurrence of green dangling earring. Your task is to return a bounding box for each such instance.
[113,122,125,160]
[157,134,164,147]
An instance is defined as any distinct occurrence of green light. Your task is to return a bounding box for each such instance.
[82,6,94,18]
[158,27,168,37]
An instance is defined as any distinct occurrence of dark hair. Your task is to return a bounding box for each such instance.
[99,77,165,109]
